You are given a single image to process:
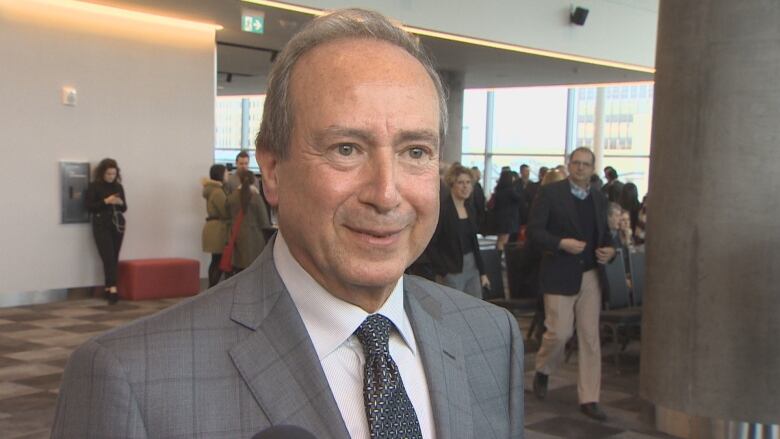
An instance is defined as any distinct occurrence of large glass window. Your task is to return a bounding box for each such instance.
[215,84,654,198]
[214,95,265,171]
[215,97,243,153]
[462,90,487,154]
[463,84,653,198]
[491,87,568,155]
[572,84,653,196]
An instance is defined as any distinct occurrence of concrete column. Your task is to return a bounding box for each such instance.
[484,91,495,189]
[241,98,251,149]
[565,88,577,156]
[593,87,606,171]
[438,70,465,164]
[640,0,780,434]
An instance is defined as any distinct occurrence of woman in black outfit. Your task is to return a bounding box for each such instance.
[428,164,490,298]
[618,182,641,234]
[493,170,524,252]
[84,158,126,304]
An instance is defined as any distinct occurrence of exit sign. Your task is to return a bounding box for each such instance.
[242,13,265,34]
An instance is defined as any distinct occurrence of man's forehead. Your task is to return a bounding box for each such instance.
[571,151,593,163]
[291,38,433,93]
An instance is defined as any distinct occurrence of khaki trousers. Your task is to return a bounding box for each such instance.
[535,269,602,404]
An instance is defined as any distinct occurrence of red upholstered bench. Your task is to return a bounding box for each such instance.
[117,258,200,300]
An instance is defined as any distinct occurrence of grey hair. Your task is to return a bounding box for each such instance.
[608,202,623,216]
[255,8,448,159]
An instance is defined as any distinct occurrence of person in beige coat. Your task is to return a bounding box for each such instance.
[226,169,271,271]
[202,164,229,287]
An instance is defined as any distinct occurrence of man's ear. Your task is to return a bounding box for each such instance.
[256,148,279,207]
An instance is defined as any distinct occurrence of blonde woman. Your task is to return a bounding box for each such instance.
[428,165,490,298]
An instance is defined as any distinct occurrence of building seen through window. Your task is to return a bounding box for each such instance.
[215,84,653,194]
[215,95,265,171]
[462,84,653,197]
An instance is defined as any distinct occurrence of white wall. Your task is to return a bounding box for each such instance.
[296,0,658,68]
[0,1,215,296]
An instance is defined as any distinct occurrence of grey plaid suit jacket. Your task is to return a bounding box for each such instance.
[51,240,524,438]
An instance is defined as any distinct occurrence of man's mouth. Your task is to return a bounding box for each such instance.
[345,225,404,239]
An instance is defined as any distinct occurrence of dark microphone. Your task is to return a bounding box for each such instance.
[252,425,318,439]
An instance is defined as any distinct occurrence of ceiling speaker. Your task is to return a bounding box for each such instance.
[570,7,589,26]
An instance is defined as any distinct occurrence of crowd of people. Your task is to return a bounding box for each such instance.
[84,151,275,305]
[61,11,524,436]
[81,155,649,427]
[70,12,662,439]
[412,152,649,421]
[201,151,272,287]
[61,8,672,437]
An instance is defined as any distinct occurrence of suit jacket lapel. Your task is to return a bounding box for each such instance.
[590,187,606,242]
[405,279,473,439]
[228,244,350,439]
[560,180,584,237]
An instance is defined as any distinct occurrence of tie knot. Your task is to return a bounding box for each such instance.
[355,314,393,358]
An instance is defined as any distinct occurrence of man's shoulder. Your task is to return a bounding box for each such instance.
[404,275,514,331]
[75,278,241,362]
[539,178,568,197]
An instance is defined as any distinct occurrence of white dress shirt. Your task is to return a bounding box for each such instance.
[274,233,436,439]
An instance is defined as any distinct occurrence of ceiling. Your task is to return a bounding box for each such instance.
[90,0,654,95]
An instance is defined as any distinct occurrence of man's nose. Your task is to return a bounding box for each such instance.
[358,152,402,213]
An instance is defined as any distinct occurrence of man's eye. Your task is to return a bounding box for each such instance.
[408,147,425,159]
[337,144,355,156]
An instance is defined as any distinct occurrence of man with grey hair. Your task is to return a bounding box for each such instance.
[52,8,524,439]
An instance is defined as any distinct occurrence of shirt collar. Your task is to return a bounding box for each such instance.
[569,178,590,200]
[272,232,415,360]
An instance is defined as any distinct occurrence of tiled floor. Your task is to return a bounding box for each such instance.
[0,295,673,439]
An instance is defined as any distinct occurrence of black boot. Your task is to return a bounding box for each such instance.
[107,288,119,305]
[533,372,548,400]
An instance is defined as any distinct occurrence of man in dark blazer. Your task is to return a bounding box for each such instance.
[527,147,615,422]
[52,9,524,439]
[602,166,624,203]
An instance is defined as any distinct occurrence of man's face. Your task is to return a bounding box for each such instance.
[520,167,530,180]
[568,151,594,188]
[259,39,440,300]
[236,156,250,172]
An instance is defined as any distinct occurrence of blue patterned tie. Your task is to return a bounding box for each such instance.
[355,314,423,439]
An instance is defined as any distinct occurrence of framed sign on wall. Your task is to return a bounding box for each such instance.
[60,161,91,224]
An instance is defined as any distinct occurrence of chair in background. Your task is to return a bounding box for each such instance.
[505,242,540,300]
[506,242,545,342]
[487,242,537,318]
[629,250,645,307]
[480,248,505,301]
[600,249,641,369]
